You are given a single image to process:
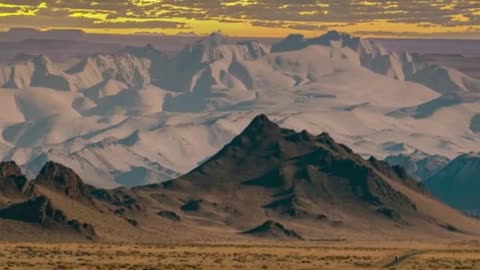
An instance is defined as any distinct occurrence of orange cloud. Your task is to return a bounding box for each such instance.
[0,0,478,38]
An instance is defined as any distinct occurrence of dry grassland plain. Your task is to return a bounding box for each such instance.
[1,241,480,270]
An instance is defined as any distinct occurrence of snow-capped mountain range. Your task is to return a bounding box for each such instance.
[1,31,480,188]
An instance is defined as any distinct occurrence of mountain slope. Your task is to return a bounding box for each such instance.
[135,115,480,239]
[2,117,480,242]
[424,153,480,215]
[0,161,152,242]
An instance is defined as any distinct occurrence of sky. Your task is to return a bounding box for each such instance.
[0,0,479,38]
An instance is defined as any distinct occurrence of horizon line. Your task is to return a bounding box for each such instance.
[2,28,480,41]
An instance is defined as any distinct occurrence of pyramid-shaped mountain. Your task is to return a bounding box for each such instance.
[139,114,480,239]
[424,153,480,215]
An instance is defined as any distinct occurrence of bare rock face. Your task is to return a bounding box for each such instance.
[66,219,97,237]
[0,196,61,223]
[157,211,181,222]
[181,200,202,212]
[242,220,303,240]
[0,161,33,201]
[0,161,23,178]
[376,207,403,222]
[91,187,142,211]
[0,195,96,238]
[33,161,90,200]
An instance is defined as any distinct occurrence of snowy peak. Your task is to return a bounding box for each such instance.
[69,52,151,89]
[177,32,232,64]
[177,32,269,64]
[1,30,478,96]
[455,152,480,162]
[1,30,480,190]
[385,151,450,181]
[0,50,154,91]
[1,54,73,90]
[270,30,480,94]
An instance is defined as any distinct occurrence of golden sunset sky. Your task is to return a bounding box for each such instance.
[1,0,479,38]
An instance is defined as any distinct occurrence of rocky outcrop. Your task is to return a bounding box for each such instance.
[33,161,91,200]
[157,211,181,222]
[0,195,96,238]
[242,220,303,240]
[91,187,142,211]
[0,161,34,201]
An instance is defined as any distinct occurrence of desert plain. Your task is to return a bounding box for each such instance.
[1,240,480,270]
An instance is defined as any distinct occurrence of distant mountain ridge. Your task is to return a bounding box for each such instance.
[1,30,480,188]
[385,151,450,181]
[2,31,479,95]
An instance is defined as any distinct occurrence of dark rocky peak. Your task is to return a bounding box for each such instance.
[311,30,351,43]
[369,156,394,171]
[308,30,361,49]
[316,132,337,147]
[32,54,51,65]
[0,161,23,178]
[201,115,349,174]
[271,34,307,52]
[313,132,358,158]
[181,114,424,213]
[284,130,316,144]
[242,114,282,135]
[242,220,303,240]
[33,161,90,199]
[368,156,426,194]
[226,115,285,149]
[272,30,361,53]
[0,161,32,197]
